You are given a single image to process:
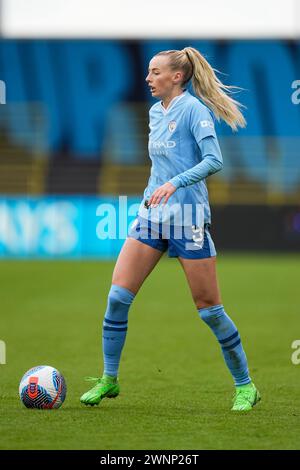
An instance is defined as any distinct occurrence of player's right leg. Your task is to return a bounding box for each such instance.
[80,236,165,405]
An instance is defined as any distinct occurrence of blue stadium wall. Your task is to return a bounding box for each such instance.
[0,39,300,157]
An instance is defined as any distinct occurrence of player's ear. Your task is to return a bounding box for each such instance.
[173,71,183,84]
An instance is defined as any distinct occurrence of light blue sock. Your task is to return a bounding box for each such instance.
[102,284,135,378]
[198,304,251,386]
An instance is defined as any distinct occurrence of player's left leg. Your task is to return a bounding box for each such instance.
[178,255,260,411]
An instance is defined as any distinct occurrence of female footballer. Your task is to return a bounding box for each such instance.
[80,47,260,411]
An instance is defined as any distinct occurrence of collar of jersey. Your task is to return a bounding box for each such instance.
[160,90,188,115]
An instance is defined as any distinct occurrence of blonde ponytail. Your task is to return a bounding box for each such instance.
[156,48,246,131]
[183,47,246,131]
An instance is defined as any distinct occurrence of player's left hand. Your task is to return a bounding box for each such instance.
[148,182,177,208]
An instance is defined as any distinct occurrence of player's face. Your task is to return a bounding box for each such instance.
[146,56,182,99]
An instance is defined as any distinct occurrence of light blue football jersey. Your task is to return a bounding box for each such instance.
[138,89,223,226]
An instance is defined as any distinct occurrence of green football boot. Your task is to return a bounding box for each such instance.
[80,374,120,406]
[231,382,261,411]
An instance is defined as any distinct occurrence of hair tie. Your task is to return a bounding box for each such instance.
[183,49,194,81]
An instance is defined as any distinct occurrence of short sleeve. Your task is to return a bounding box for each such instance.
[189,103,217,144]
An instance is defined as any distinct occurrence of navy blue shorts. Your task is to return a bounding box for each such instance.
[127,216,216,259]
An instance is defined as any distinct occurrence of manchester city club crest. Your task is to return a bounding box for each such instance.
[168,120,177,132]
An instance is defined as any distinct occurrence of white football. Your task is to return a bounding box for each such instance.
[19,365,66,409]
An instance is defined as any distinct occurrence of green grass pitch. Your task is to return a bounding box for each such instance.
[0,254,300,450]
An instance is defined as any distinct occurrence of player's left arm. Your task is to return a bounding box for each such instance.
[168,135,223,189]
[148,106,223,208]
